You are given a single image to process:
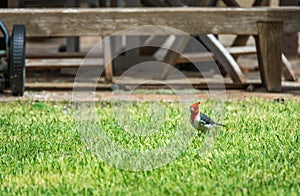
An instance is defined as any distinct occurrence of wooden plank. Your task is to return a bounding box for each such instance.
[231,35,251,60]
[176,52,214,63]
[25,81,258,91]
[176,46,256,63]
[26,52,88,58]
[103,36,114,82]
[282,54,298,81]
[231,36,250,47]
[255,22,283,92]
[198,34,246,83]
[230,0,270,59]
[25,46,257,68]
[26,58,103,69]
[226,46,256,55]
[0,8,299,36]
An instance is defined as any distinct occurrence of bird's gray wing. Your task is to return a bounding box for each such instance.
[199,113,216,125]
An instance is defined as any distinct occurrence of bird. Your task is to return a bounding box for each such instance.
[190,101,225,132]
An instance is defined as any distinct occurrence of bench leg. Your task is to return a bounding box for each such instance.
[255,21,283,92]
[199,34,246,83]
[282,54,298,81]
[103,36,114,82]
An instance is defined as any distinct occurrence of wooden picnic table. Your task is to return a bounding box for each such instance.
[0,7,299,91]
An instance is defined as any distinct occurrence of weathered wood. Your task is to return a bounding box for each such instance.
[176,52,214,63]
[176,46,256,63]
[26,45,256,60]
[282,54,298,81]
[24,50,290,85]
[231,35,251,60]
[25,46,257,68]
[222,0,240,7]
[0,8,299,36]
[255,22,283,92]
[26,58,103,68]
[103,36,114,82]
[231,36,250,47]
[24,81,259,91]
[230,0,270,60]
[226,46,256,55]
[26,52,88,58]
[198,34,246,83]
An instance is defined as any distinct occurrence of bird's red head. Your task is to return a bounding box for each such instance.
[190,102,200,115]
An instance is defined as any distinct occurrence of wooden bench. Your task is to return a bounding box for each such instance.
[0,7,299,92]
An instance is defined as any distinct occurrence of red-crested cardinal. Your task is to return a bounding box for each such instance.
[190,102,225,132]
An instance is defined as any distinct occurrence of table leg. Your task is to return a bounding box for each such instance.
[103,36,114,82]
[255,21,283,92]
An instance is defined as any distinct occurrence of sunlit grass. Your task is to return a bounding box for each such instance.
[0,99,299,195]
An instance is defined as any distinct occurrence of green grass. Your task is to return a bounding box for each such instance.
[0,99,299,195]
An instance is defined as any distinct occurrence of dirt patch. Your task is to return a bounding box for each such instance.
[1,90,300,102]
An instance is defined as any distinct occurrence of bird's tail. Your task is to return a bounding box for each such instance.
[215,123,226,127]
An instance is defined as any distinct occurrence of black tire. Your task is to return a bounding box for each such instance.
[9,24,25,96]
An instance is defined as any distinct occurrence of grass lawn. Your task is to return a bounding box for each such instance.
[0,99,299,195]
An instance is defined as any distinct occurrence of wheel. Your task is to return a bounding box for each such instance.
[9,24,25,96]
